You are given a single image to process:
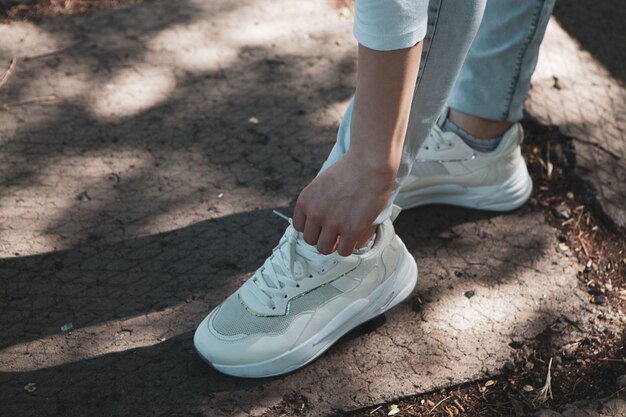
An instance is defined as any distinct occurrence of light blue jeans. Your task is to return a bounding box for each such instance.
[319,0,556,224]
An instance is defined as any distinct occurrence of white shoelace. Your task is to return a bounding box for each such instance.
[248,211,333,310]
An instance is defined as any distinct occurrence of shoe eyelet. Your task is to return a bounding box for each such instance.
[308,274,313,278]
[425,146,429,150]
[296,284,300,288]
[283,294,288,298]
[272,306,276,310]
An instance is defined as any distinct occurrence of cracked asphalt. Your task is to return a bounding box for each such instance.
[0,0,623,416]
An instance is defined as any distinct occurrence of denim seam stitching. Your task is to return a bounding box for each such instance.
[414,0,443,92]
[502,0,544,119]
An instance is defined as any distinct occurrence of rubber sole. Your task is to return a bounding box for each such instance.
[198,240,418,378]
[394,158,533,212]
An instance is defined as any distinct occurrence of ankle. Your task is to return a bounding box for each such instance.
[447,108,512,139]
[442,118,502,153]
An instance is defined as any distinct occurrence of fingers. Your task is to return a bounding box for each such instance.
[336,231,358,257]
[316,227,339,255]
[303,219,321,246]
[294,190,361,257]
[293,204,306,233]
[296,212,358,257]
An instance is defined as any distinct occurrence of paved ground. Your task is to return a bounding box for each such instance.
[526,0,626,234]
[0,1,623,416]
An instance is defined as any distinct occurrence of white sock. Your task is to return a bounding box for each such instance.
[353,233,376,255]
[442,118,503,153]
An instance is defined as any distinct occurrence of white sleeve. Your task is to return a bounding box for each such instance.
[353,0,429,51]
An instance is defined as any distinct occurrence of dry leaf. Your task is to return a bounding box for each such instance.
[338,7,351,20]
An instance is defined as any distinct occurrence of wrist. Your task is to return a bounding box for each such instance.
[345,147,399,180]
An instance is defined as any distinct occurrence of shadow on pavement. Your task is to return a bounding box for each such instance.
[0,1,569,415]
[0,203,554,416]
[552,0,626,83]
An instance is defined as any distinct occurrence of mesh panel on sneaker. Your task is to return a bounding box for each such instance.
[411,160,450,177]
[212,284,343,336]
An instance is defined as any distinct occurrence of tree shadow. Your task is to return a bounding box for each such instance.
[0,1,576,416]
[0,203,563,417]
[0,0,356,251]
[552,0,626,84]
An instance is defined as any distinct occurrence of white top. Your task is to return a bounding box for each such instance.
[353,0,428,51]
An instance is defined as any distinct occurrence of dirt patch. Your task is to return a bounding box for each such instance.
[0,0,152,22]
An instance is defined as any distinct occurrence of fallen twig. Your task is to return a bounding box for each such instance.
[598,357,626,363]
[0,58,18,90]
[429,395,451,414]
[1,94,59,111]
[580,238,591,258]
[22,43,79,61]
[0,42,79,92]
[453,399,465,412]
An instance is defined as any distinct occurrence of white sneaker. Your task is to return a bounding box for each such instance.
[194,211,417,378]
[394,121,532,211]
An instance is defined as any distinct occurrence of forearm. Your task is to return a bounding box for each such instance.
[349,42,422,177]
[293,41,423,255]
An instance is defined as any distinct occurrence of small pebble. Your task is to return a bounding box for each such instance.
[592,294,606,305]
[552,203,571,219]
[502,361,515,372]
[411,299,423,313]
[464,290,475,299]
[76,191,91,202]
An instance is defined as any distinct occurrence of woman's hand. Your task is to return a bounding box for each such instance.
[292,42,422,256]
[293,150,396,256]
